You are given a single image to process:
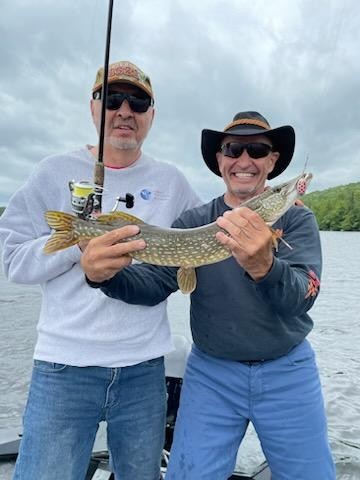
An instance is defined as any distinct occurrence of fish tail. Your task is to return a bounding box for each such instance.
[43,211,79,254]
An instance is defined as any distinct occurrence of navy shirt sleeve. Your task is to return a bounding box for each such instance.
[252,206,322,317]
[96,263,178,306]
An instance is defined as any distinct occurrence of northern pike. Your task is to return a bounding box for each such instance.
[44,172,312,293]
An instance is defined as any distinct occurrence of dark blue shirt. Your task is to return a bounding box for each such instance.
[96,196,322,361]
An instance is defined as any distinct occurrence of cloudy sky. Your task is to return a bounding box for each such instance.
[1,0,359,205]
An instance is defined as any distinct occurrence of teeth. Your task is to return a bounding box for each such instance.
[234,173,254,177]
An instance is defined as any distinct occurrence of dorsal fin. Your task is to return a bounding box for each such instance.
[97,211,145,225]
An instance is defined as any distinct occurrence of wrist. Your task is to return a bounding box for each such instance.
[248,256,274,282]
[85,275,112,288]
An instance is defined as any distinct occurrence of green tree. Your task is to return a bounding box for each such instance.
[304,182,360,231]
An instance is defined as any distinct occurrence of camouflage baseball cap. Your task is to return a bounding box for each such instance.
[92,60,154,99]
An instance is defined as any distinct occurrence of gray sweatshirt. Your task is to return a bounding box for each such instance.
[0,148,201,366]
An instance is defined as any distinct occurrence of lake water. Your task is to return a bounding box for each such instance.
[0,231,359,479]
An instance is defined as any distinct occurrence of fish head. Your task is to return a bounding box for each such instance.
[245,172,313,224]
[273,172,312,202]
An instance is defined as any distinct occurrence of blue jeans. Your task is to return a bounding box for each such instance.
[165,341,336,480]
[14,357,166,480]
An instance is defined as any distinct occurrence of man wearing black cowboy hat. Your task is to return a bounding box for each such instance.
[82,111,335,480]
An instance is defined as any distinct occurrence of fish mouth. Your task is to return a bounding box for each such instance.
[279,172,312,195]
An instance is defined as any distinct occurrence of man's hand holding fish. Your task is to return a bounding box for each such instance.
[81,225,145,283]
[216,206,274,281]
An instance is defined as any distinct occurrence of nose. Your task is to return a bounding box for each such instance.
[234,149,252,165]
[115,99,133,117]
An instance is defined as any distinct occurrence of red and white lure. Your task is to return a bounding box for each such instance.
[297,154,311,195]
[296,178,308,195]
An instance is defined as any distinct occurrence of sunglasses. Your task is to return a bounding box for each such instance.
[220,142,272,159]
[93,91,153,113]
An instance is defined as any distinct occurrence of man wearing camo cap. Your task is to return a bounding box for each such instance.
[0,60,201,480]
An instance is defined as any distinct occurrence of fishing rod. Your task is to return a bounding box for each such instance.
[69,0,134,219]
[92,0,114,216]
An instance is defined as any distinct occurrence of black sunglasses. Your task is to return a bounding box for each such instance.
[220,142,272,159]
[93,91,153,113]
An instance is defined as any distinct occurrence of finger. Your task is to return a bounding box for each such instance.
[224,207,267,232]
[103,238,146,258]
[85,238,146,266]
[215,231,246,258]
[216,230,235,248]
[216,215,251,241]
[93,254,133,272]
[81,249,134,282]
[88,225,141,247]
[78,240,90,252]
[83,260,131,283]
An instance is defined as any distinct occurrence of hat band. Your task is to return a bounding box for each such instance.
[224,118,270,132]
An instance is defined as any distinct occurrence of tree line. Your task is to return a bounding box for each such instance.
[1,182,360,231]
[304,182,360,231]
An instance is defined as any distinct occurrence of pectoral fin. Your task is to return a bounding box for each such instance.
[177,267,197,294]
[270,228,292,251]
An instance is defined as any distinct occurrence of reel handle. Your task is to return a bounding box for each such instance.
[111,193,134,211]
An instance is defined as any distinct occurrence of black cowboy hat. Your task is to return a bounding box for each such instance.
[201,111,295,180]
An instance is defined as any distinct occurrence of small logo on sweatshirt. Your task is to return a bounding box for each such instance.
[140,188,152,200]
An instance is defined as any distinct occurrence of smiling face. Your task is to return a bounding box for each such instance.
[90,83,154,161]
[216,134,279,206]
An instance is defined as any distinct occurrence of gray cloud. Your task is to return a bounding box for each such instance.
[1,0,359,204]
